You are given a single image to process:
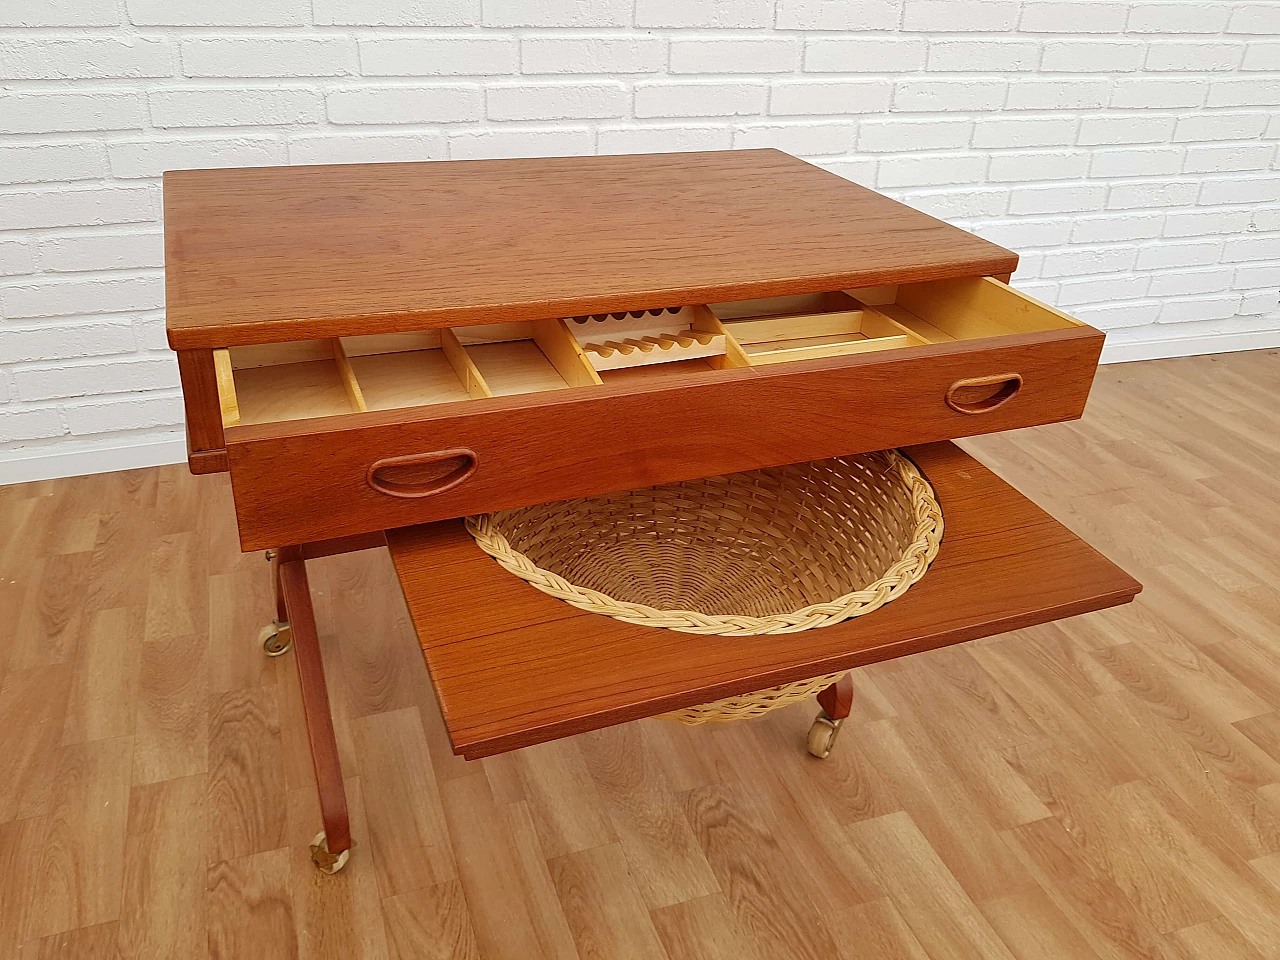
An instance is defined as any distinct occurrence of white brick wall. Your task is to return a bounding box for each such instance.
[2,0,1279,481]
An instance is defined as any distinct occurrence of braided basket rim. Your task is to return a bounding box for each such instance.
[464,450,944,638]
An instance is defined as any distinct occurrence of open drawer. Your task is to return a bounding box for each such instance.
[386,442,1141,759]
[221,276,1105,550]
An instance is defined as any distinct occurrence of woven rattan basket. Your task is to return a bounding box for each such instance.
[466,450,943,723]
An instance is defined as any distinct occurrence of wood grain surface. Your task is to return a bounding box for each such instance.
[2,348,1279,958]
[226,327,1102,551]
[163,150,1018,349]
[387,441,1140,759]
[176,349,227,474]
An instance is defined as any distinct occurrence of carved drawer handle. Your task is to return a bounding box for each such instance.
[366,449,479,499]
[945,374,1023,415]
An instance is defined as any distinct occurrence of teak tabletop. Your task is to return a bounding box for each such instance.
[163,149,1018,349]
[387,442,1141,760]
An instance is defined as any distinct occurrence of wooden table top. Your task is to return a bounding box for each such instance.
[163,149,1017,349]
[387,442,1140,760]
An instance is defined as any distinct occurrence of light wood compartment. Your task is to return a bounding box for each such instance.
[708,276,1080,369]
[218,319,600,428]
[564,307,727,372]
[220,340,355,427]
[710,292,920,366]
[457,319,601,396]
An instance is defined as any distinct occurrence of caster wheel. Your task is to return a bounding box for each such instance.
[310,831,350,874]
[807,713,844,759]
[259,622,292,657]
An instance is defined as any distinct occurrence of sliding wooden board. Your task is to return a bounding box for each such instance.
[387,442,1140,760]
[164,149,1018,349]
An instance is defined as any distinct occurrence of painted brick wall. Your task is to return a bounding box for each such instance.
[2,0,1279,480]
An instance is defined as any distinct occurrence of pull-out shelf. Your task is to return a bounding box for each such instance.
[386,442,1141,760]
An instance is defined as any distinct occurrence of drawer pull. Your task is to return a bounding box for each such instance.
[945,374,1022,415]
[366,449,478,499]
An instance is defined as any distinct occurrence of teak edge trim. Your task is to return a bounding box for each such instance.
[164,256,1020,350]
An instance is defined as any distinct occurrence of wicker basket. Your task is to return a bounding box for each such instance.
[466,450,943,723]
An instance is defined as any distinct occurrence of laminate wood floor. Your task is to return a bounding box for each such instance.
[1,349,1278,960]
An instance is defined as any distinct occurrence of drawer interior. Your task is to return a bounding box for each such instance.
[216,319,599,427]
[214,276,1082,429]
[707,276,1078,367]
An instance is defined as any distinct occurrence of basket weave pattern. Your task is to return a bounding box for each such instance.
[466,450,943,722]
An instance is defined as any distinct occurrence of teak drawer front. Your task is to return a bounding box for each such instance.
[225,325,1103,550]
[387,442,1141,759]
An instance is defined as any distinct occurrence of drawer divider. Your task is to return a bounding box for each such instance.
[330,338,368,413]
[213,348,241,427]
[859,303,956,344]
[441,328,494,399]
[533,317,604,387]
[688,304,751,369]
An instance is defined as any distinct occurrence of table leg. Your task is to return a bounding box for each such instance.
[807,673,853,759]
[277,557,352,873]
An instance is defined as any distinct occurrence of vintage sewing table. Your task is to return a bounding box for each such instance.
[164,149,1140,872]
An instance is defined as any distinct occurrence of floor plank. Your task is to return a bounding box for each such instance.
[0,664,74,822]
[439,773,579,960]
[63,606,142,746]
[684,779,843,960]
[548,843,670,960]
[649,892,764,960]
[847,811,1017,960]
[27,737,133,940]
[118,775,207,960]
[0,816,50,960]
[207,848,298,960]
[829,897,932,960]
[576,722,719,910]
[131,631,208,786]
[206,686,287,865]
[352,706,455,897]
[382,880,482,960]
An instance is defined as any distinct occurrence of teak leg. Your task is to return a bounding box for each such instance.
[816,673,853,721]
[807,673,853,760]
[277,557,353,873]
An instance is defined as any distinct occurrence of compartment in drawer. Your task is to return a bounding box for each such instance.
[341,331,478,410]
[565,307,726,372]
[215,319,600,427]
[221,340,359,426]
[716,296,924,365]
[457,320,601,397]
[708,277,1081,371]
[872,275,1078,344]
